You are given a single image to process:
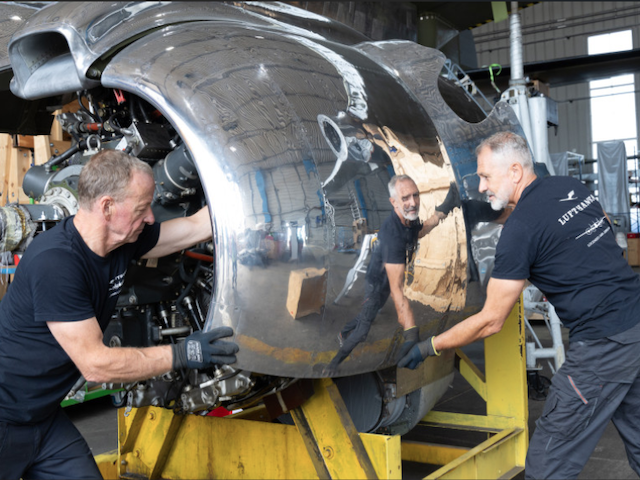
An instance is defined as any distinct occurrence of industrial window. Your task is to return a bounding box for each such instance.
[588,30,638,207]
[588,30,637,163]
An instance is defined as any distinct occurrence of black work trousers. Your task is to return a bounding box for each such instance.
[525,321,640,479]
[0,407,102,480]
[336,280,390,361]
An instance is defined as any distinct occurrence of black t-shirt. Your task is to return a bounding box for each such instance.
[366,211,422,285]
[0,216,160,424]
[492,176,640,341]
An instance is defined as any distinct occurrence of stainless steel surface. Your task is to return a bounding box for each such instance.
[7,1,368,99]
[0,2,43,72]
[97,17,475,378]
[1,1,521,426]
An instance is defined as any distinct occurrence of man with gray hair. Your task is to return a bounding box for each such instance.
[323,174,459,375]
[0,150,238,479]
[400,130,640,479]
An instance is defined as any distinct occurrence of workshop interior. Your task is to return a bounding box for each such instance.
[1,1,639,479]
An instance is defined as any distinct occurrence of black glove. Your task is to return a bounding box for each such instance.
[397,326,419,360]
[435,182,461,216]
[172,327,239,370]
[398,336,440,369]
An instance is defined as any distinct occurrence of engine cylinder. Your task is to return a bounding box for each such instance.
[153,145,198,205]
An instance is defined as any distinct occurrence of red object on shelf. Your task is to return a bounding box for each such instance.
[628,233,640,238]
[207,406,232,417]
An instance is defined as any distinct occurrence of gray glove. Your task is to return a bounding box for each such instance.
[397,326,420,360]
[398,336,440,369]
[172,327,239,370]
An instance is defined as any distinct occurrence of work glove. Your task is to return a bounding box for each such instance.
[172,326,239,370]
[435,182,461,216]
[398,336,440,370]
[397,326,419,360]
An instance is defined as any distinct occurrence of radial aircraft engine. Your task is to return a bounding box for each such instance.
[0,1,523,434]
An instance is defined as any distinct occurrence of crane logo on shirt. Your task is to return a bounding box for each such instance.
[559,190,578,202]
[108,271,127,298]
[557,194,596,226]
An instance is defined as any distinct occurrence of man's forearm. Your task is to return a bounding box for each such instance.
[80,344,174,383]
[419,211,446,238]
[143,206,212,259]
[391,292,416,329]
[432,277,523,352]
[433,310,505,353]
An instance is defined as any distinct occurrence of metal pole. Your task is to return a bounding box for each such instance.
[505,2,534,144]
[509,1,524,86]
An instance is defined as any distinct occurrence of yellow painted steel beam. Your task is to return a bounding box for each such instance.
[426,427,523,479]
[401,440,467,465]
[118,407,185,479]
[95,450,118,480]
[291,377,387,479]
[421,411,515,432]
[106,379,401,479]
[484,296,529,469]
[455,347,487,401]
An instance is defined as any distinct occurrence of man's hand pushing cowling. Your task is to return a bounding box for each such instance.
[172,327,239,370]
[435,182,461,216]
[398,336,440,370]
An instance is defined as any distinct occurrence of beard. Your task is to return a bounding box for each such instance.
[486,189,509,211]
[402,206,420,221]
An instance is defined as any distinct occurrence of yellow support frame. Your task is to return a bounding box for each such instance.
[96,297,526,479]
[97,378,401,480]
[404,295,529,478]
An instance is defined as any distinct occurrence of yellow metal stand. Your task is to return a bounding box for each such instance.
[403,295,529,478]
[96,379,400,480]
[96,297,527,479]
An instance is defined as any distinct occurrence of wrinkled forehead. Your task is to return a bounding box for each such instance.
[123,171,155,203]
[396,178,418,195]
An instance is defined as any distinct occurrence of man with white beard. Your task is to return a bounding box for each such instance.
[323,174,458,375]
[400,131,640,479]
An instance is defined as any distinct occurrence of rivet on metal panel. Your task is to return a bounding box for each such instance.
[323,446,334,459]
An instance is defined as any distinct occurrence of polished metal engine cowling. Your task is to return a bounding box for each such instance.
[2,2,525,422]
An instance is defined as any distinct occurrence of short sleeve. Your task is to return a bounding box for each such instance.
[492,217,534,280]
[382,241,406,264]
[378,226,406,265]
[31,250,95,323]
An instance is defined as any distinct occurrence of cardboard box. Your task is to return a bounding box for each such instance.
[627,234,640,266]
[530,79,550,97]
[286,268,327,319]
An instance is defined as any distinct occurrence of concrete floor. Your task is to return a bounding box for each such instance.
[67,316,639,479]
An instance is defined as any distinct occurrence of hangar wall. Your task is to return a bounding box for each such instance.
[472,1,640,160]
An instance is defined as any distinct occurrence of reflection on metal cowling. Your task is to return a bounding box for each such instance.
[93,14,468,380]
[2,1,525,431]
